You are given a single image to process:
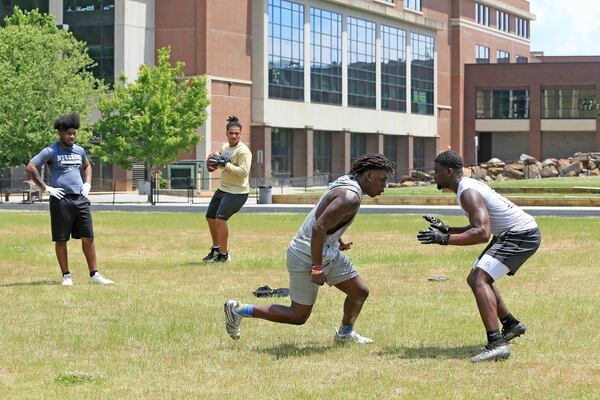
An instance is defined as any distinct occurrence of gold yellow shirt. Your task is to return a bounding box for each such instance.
[218,142,252,194]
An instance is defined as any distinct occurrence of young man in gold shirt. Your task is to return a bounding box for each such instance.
[203,116,252,263]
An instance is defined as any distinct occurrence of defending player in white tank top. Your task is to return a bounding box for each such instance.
[288,175,362,264]
[456,177,537,236]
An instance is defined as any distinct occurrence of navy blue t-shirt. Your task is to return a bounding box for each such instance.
[30,142,87,194]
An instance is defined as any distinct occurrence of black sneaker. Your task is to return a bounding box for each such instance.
[202,248,219,262]
[469,342,510,362]
[213,252,231,263]
[502,322,526,342]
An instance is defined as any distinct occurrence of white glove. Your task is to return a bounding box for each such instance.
[81,182,91,198]
[45,186,65,200]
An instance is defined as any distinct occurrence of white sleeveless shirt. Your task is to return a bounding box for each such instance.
[456,177,537,236]
[288,175,362,264]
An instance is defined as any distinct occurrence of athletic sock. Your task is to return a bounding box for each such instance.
[486,329,504,346]
[90,271,98,278]
[235,303,254,318]
[63,271,70,276]
[500,313,519,329]
[212,245,220,252]
[338,323,353,335]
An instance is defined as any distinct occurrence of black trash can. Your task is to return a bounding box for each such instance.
[258,185,272,204]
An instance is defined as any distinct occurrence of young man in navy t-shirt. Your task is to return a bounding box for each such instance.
[26,113,113,286]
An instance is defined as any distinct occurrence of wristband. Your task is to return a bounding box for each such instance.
[311,265,324,275]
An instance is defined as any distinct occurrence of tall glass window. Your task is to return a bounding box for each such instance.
[347,17,376,109]
[383,135,398,178]
[350,133,367,164]
[271,128,293,176]
[381,25,406,112]
[1,0,49,26]
[411,32,434,115]
[64,0,115,84]
[476,44,489,64]
[497,50,509,64]
[310,7,342,105]
[476,89,530,119]
[515,17,529,38]
[413,137,425,171]
[542,88,597,119]
[496,10,509,32]
[313,131,332,176]
[403,0,420,11]
[475,3,489,26]
[516,55,528,64]
[268,0,304,101]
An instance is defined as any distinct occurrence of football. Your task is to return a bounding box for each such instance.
[206,153,218,172]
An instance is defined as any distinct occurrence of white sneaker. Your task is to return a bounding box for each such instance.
[224,300,242,340]
[61,273,73,286]
[334,330,374,344]
[89,272,114,285]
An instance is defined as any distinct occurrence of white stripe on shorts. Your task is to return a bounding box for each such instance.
[473,254,511,281]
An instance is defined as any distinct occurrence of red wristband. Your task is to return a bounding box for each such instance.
[311,265,324,275]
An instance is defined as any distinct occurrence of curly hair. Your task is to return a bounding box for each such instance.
[226,115,242,131]
[53,113,80,132]
[348,153,395,176]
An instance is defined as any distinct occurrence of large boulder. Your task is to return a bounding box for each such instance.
[591,168,600,176]
[559,162,582,177]
[484,158,505,168]
[487,167,504,176]
[540,165,559,178]
[519,153,537,165]
[411,170,433,181]
[462,167,472,178]
[506,162,525,171]
[542,158,558,167]
[525,164,541,179]
[473,167,488,180]
[504,166,525,179]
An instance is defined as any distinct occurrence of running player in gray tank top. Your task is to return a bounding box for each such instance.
[224,154,394,344]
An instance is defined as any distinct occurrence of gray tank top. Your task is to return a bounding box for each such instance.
[288,175,363,264]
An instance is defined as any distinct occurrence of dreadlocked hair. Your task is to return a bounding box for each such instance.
[348,153,395,177]
[53,113,80,132]
[434,149,463,171]
[226,115,242,131]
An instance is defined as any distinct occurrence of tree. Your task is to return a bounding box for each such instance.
[93,47,209,188]
[0,7,104,168]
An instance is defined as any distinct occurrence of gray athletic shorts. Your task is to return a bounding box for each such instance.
[475,227,541,277]
[287,247,358,305]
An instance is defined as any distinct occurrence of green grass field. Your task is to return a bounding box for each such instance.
[1,211,599,399]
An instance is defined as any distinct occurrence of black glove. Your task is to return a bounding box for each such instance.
[423,215,450,234]
[208,154,230,167]
[417,229,449,245]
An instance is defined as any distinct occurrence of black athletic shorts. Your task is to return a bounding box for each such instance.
[49,194,94,241]
[205,189,248,221]
[477,227,541,275]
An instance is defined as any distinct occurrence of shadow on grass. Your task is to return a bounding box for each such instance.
[1,280,58,287]
[378,344,482,360]
[258,343,332,359]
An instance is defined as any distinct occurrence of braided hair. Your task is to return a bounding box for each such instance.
[434,149,463,171]
[226,115,242,131]
[348,153,395,177]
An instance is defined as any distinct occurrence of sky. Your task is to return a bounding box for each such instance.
[529,0,600,56]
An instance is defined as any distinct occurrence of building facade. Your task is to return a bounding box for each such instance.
[6,0,566,190]
[464,57,600,164]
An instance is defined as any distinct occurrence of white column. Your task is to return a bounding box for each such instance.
[406,32,412,115]
[49,0,63,24]
[342,14,348,108]
[375,23,381,111]
[304,4,311,104]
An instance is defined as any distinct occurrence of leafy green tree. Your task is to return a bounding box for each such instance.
[0,7,104,167]
[93,47,209,184]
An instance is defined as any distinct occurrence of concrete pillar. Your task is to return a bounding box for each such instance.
[397,134,414,177]
[250,125,272,184]
[332,130,350,178]
[528,84,542,159]
[292,127,313,179]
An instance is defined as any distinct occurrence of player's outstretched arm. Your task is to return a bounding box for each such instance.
[423,215,470,234]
